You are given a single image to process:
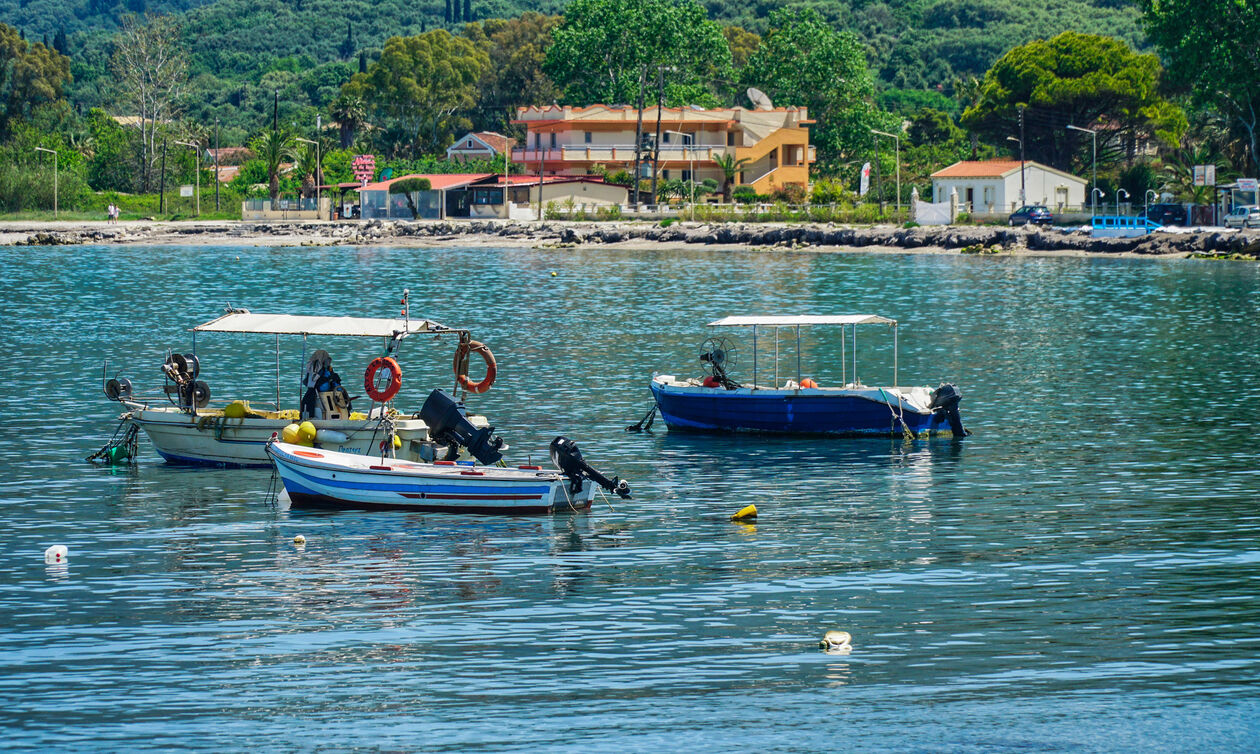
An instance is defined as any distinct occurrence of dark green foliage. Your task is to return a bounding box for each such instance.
[85,108,137,191]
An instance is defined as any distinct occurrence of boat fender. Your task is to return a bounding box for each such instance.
[281,423,301,444]
[928,383,969,437]
[453,339,496,394]
[44,545,68,564]
[364,356,402,402]
[314,428,348,445]
[297,421,317,446]
[701,376,722,388]
[799,378,818,389]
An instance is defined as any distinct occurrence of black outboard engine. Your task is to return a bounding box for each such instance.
[419,389,505,466]
[929,383,969,437]
[550,436,632,499]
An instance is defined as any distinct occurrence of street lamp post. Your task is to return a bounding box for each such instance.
[34,147,57,218]
[174,140,200,216]
[1006,136,1026,206]
[1092,188,1106,216]
[1067,124,1097,216]
[1144,189,1157,220]
[664,129,695,221]
[870,129,901,216]
[295,137,321,218]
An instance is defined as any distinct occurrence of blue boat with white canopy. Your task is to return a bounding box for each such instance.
[645,314,968,437]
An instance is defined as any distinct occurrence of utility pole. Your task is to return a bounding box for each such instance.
[873,132,882,212]
[214,117,220,211]
[1019,105,1026,205]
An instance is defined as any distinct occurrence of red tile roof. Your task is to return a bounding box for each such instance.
[930,160,1024,178]
[359,173,495,192]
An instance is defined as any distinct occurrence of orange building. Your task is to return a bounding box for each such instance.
[512,104,814,195]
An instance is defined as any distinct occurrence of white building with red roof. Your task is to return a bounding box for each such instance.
[930,160,1086,214]
[446,132,517,162]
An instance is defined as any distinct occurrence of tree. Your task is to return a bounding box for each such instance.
[463,14,560,134]
[722,26,760,71]
[1138,0,1260,176]
[960,32,1186,175]
[341,30,488,156]
[250,128,296,209]
[741,8,889,170]
[110,13,188,192]
[713,152,750,202]
[389,176,432,217]
[329,93,366,149]
[0,23,71,139]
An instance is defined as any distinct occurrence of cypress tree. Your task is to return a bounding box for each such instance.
[358,50,367,73]
[463,0,471,21]
[339,22,353,59]
[53,28,67,53]
[444,0,451,23]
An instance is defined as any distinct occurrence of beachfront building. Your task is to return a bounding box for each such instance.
[446,132,517,162]
[512,105,814,196]
[931,160,1087,214]
[357,173,627,220]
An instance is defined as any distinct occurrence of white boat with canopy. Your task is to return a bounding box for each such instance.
[97,296,503,467]
[639,314,969,437]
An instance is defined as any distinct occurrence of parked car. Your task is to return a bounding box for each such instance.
[1008,205,1054,226]
[1138,203,1188,227]
[1224,205,1260,229]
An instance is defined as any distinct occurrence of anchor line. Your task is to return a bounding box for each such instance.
[878,388,917,441]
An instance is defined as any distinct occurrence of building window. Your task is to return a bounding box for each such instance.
[662,132,671,144]
[549,133,557,148]
[682,169,691,182]
[472,188,504,205]
[663,169,671,180]
[584,131,592,144]
[727,132,735,146]
[533,133,540,148]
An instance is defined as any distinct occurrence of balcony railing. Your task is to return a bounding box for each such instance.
[512,145,737,163]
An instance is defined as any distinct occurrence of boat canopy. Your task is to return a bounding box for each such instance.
[708,315,896,327]
[192,312,458,339]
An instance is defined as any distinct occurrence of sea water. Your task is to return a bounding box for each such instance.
[0,244,1257,750]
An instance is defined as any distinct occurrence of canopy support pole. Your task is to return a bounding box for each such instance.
[853,325,858,387]
[300,335,307,412]
[795,324,802,388]
[893,324,898,388]
[752,326,757,392]
[774,328,779,388]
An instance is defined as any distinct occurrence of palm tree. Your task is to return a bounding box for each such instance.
[714,153,752,203]
[250,129,297,210]
[329,94,367,150]
[296,142,320,199]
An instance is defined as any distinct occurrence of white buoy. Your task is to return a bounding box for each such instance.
[44,545,68,564]
[820,630,852,654]
[293,534,306,546]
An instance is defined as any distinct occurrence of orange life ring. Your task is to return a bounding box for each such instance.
[364,356,402,402]
[453,339,496,394]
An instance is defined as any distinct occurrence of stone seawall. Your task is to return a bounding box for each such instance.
[5,219,1260,256]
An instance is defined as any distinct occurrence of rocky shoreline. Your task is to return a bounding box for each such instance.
[3,219,1259,257]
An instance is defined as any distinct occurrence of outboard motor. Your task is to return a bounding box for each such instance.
[550,436,631,499]
[419,389,505,466]
[929,383,969,437]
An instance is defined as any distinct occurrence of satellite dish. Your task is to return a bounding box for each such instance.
[746,87,773,111]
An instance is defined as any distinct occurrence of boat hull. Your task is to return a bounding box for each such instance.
[267,442,594,515]
[126,404,468,467]
[650,381,954,436]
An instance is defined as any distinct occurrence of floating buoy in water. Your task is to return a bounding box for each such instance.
[293,534,306,546]
[820,630,852,653]
[44,545,68,564]
[731,504,757,521]
[550,271,557,277]
[281,423,301,444]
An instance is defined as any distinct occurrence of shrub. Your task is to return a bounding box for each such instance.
[770,183,807,204]
[595,204,622,220]
[732,185,758,204]
[659,217,675,228]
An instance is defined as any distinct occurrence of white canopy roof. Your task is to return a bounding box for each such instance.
[708,315,896,327]
[192,312,459,338]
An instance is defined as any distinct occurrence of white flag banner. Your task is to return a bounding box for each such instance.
[859,162,872,197]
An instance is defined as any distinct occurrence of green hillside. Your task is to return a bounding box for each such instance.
[3,0,1145,141]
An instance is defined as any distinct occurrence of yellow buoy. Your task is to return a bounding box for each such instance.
[820,630,852,652]
[731,504,757,521]
[280,423,301,444]
[293,534,306,545]
[297,421,317,446]
[392,434,402,449]
[550,271,557,277]
[224,400,248,419]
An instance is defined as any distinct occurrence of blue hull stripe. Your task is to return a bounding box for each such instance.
[277,457,553,497]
